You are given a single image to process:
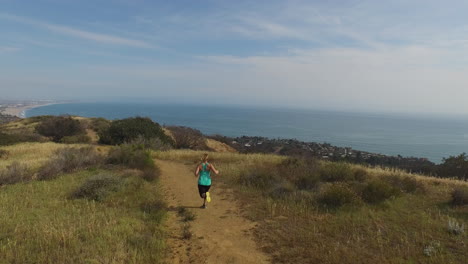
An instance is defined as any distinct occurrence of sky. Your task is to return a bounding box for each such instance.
[1,0,468,114]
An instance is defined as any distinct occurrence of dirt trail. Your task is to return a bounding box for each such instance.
[156,160,270,264]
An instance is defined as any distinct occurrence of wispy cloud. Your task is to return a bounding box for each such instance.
[0,13,151,48]
[0,46,20,53]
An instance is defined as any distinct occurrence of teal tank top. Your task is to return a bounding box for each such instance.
[198,163,211,186]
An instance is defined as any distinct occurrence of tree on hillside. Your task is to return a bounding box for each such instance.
[166,126,208,150]
[438,153,468,180]
[35,116,85,142]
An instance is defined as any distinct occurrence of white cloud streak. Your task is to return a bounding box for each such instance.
[0,46,20,53]
[0,13,151,48]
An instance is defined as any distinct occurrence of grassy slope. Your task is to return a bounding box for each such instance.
[0,143,166,264]
[155,150,468,264]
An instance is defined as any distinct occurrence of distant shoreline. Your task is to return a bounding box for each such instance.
[2,102,62,118]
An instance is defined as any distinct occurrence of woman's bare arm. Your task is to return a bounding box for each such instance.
[209,164,220,175]
[194,165,200,177]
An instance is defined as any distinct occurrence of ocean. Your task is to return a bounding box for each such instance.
[26,102,468,163]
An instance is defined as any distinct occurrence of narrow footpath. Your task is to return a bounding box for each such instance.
[156,160,270,264]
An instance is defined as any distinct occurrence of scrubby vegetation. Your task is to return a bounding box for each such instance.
[0,161,32,185]
[451,187,468,206]
[2,115,468,263]
[35,116,85,142]
[155,150,468,264]
[0,131,44,145]
[37,146,104,180]
[70,173,123,201]
[98,117,173,147]
[166,126,208,150]
[107,144,160,181]
[0,142,166,263]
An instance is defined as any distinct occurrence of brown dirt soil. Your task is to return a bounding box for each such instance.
[156,160,269,264]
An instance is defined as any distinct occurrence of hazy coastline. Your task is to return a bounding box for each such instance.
[1,102,62,118]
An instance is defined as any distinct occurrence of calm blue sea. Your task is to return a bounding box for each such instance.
[26,102,468,163]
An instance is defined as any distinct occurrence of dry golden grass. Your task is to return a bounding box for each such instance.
[206,138,237,153]
[0,142,69,170]
[153,149,284,165]
[156,150,468,264]
[0,142,109,171]
[361,163,468,187]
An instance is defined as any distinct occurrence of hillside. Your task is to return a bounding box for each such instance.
[0,116,467,263]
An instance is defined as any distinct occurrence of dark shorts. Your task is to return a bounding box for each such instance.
[198,184,211,198]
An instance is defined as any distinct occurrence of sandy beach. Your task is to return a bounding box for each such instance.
[1,103,57,118]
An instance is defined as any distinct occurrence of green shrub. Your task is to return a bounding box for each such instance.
[107,145,155,170]
[361,179,400,204]
[70,173,123,201]
[0,162,32,185]
[319,163,354,182]
[106,145,160,181]
[387,175,424,193]
[60,134,92,144]
[89,117,111,134]
[0,132,43,146]
[352,167,369,182]
[269,184,295,199]
[128,135,173,151]
[35,116,85,142]
[451,187,468,206]
[318,183,360,208]
[98,117,173,146]
[0,149,8,159]
[295,174,320,190]
[38,147,104,180]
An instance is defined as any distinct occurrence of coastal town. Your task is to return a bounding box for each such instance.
[0,99,58,121]
[210,135,435,173]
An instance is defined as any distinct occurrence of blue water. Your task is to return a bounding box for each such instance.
[26,102,468,163]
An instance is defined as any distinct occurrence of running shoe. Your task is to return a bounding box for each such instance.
[206,192,211,203]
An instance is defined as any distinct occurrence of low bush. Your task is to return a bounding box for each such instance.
[319,162,355,182]
[89,117,111,134]
[269,183,295,199]
[98,117,173,146]
[0,162,32,185]
[166,126,208,150]
[451,187,468,206]
[0,149,8,159]
[60,134,92,144]
[352,167,369,182]
[107,145,154,170]
[128,135,173,151]
[35,116,85,142]
[37,147,104,180]
[361,178,400,204]
[141,168,160,182]
[318,183,360,208]
[280,158,321,190]
[238,166,281,190]
[0,132,43,145]
[70,173,123,201]
[106,145,160,181]
[387,174,424,193]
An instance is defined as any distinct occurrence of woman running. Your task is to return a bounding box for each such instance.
[194,153,219,209]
